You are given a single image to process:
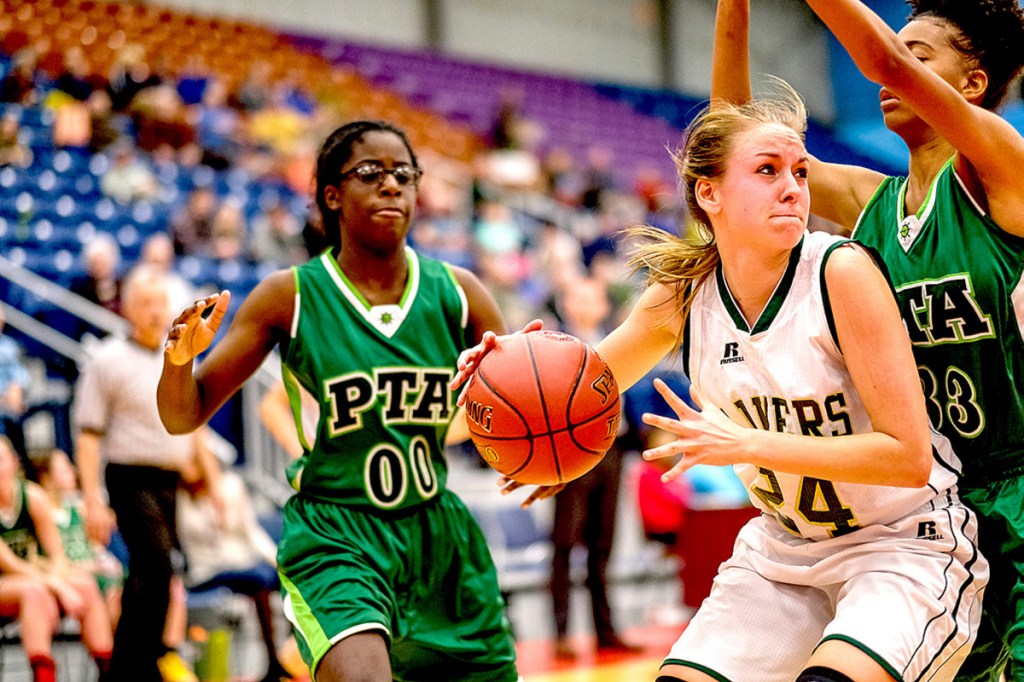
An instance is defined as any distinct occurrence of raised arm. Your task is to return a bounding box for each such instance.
[158,270,294,434]
[713,0,882,231]
[804,0,1024,236]
[711,0,752,107]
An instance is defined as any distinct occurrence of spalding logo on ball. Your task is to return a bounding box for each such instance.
[463,330,620,485]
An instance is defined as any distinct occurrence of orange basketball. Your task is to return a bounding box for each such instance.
[463,330,621,485]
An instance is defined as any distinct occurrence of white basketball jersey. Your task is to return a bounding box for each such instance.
[685,231,961,541]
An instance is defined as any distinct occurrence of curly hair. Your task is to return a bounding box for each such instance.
[314,120,419,252]
[908,0,1024,110]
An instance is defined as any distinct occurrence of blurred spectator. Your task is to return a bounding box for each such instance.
[548,277,638,659]
[32,448,124,621]
[51,99,92,149]
[0,307,31,474]
[86,91,125,154]
[99,140,160,205]
[131,83,195,154]
[52,47,97,103]
[634,165,680,233]
[138,233,201,313]
[277,70,317,116]
[73,266,225,682]
[541,146,583,206]
[234,61,273,113]
[170,186,218,256]
[0,47,39,105]
[473,200,524,258]
[176,454,291,682]
[580,147,617,212]
[71,233,122,319]
[106,44,160,113]
[0,111,32,168]
[278,133,317,195]
[34,447,196,682]
[250,202,305,266]
[190,77,242,169]
[175,57,209,107]
[490,85,527,151]
[0,435,114,682]
[248,86,312,157]
[635,444,693,548]
[529,219,584,296]
[209,201,249,262]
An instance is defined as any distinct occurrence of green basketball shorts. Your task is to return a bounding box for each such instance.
[277,488,518,681]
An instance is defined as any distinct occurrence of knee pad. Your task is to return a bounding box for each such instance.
[796,665,855,682]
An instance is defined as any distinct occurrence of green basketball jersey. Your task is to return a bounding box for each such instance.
[55,501,94,565]
[280,247,472,510]
[852,159,1024,486]
[0,480,39,561]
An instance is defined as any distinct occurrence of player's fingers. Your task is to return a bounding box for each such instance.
[521,483,564,508]
[517,319,544,335]
[641,411,688,436]
[688,384,704,410]
[453,374,474,406]
[653,378,697,418]
[497,476,525,495]
[642,440,681,460]
[661,454,693,483]
[206,290,231,329]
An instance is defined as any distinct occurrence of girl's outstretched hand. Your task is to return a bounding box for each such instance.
[449,319,543,406]
[496,476,566,508]
[641,378,746,483]
[165,291,231,366]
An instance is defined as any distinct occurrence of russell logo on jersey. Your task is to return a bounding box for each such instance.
[720,342,746,365]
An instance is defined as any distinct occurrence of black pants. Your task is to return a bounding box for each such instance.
[106,464,181,682]
[549,449,624,641]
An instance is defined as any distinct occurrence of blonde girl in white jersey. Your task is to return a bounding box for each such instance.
[452,81,987,682]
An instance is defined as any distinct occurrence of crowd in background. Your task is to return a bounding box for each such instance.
[0,23,762,682]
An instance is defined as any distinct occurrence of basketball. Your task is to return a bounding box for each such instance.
[463,330,621,485]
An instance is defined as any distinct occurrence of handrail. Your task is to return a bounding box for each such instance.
[0,255,130,337]
[0,260,239,467]
[0,301,85,364]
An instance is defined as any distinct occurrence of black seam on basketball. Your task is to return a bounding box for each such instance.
[469,398,619,442]
[526,334,562,483]
[475,358,538,479]
[564,343,588,429]
[566,398,621,454]
[563,343,592,459]
[473,368,531,437]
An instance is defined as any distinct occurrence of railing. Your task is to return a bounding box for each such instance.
[240,356,296,507]
[0,255,242,472]
[0,255,130,339]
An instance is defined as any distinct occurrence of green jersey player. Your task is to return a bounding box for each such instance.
[158,121,554,681]
[711,0,1024,679]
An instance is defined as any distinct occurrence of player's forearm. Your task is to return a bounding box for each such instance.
[0,541,40,578]
[743,429,931,488]
[804,0,908,86]
[157,357,206,434]
[711,0,752,105]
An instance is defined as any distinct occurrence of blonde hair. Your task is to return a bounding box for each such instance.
[628,78,807,336]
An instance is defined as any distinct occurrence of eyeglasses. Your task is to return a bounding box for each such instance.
[339,163,423,187]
